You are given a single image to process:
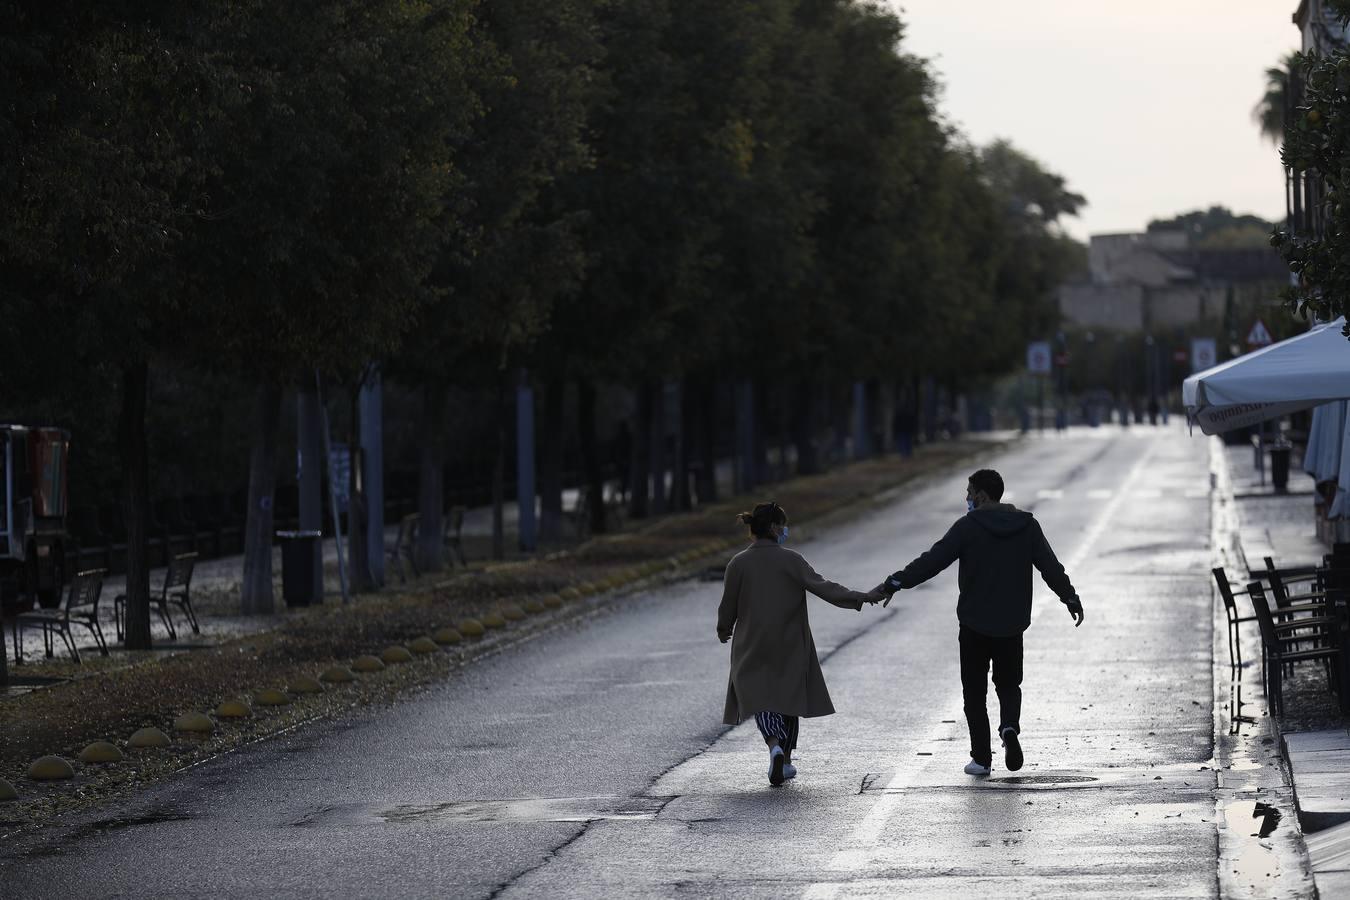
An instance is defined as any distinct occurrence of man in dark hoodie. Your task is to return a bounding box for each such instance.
[875,469,1083,777]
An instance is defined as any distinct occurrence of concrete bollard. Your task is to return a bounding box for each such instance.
[173,713,215,734]
[28,756,74,781]
[352,655,386,673]
[128,727,172,748]
[320,666,356,684]
[433,627,464,645]
[78,741,124,764]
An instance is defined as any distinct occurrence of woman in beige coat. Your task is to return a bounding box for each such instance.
[717,501,878,785]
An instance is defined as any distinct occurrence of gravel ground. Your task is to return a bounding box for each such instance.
[0,439,1003,834]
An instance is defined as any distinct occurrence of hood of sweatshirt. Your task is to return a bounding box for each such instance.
[967,503,1035,536]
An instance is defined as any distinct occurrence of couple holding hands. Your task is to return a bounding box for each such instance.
[717,469,1084,786]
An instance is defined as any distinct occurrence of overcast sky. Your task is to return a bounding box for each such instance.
[893,1,1299,241]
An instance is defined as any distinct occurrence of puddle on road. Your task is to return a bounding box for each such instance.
[380,796,673,824]
[984,775,1099,786]
[1222,799,1285,891]
[282,795,676,827]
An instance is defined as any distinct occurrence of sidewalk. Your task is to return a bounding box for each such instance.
[1223,438,1350,897]
[6,460,744,668]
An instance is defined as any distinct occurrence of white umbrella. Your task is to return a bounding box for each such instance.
[1330,416,1350,517]
[1183,318,1350,435]
[1312,402,1346,484]
[1304,402,1329,477]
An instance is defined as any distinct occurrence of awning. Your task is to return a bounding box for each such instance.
[1183,318,1350,435]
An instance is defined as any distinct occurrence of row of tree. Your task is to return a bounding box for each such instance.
[0,1,1086,653]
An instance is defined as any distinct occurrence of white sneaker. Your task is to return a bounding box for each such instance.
[964,759,991,777]
[768,746,785,785]
[782,763,797,781]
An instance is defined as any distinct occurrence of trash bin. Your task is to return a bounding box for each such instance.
[1270,443,1291,494]
[276,530,323,607]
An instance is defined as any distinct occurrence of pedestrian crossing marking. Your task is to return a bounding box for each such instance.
[1087,489,1114,500]
[1036,489,1064,499]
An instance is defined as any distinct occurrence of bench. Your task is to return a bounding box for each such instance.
[12,569,110,664]
[114,551,200,642]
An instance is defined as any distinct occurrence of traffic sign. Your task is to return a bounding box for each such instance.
[1191,337,1217,373]
[1246,319,1273,347]
[1027,341,1051,375]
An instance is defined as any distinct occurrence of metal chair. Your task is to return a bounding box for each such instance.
[384,513,419,583]
[114,551,200,641]
[1246,582,1341,715]
[12,569,109,664]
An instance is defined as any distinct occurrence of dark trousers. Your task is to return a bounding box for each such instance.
[754,711,799,756]
[959,625,1023,766]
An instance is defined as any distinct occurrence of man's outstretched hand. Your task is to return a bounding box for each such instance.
[1066,599,1084,627]
[870,582,897,608]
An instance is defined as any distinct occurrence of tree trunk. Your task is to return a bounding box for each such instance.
[416,381,447,573]
[577,379,607,535]
[117,362,153,648]
[628,383,652,519]
[752,379,770,485]
[347,389,372,592]
[695,378,718,504]
[241,379,282,615]
[650,379,668,516]
[538,378,565,543]
[492,381,507,560]
[672,377,692,511]
[877,380,896,454]
[793,379,821,476]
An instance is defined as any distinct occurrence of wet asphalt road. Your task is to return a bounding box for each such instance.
[1,426,1227,898]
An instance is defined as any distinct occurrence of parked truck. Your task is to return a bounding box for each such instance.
[0,426,70,614]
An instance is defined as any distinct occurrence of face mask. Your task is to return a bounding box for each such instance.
[777,526,790,545]
[966,499,976,512]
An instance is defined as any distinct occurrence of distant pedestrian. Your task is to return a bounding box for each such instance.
[874,469,1083,777]
[718,501,880,786]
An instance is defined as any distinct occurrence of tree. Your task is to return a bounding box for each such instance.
[178,0,487,607]
[1253,52,1301,144]
[392,0,599,566]
[1273,26,1350,333]
[1,2,227,648]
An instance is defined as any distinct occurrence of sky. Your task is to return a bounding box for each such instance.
[893,1,1299,241]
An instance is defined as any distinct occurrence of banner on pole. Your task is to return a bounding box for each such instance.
[1190,338,1217,373]
[1027,341,1052,375]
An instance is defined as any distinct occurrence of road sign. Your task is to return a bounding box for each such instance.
[1027,341,1051,375]
[1246,319,1273,347]
[1191,337,1217,373]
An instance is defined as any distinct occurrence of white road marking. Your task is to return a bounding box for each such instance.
[1133,488,1163,499]
[1036,489,1064,499]
[1087,489,1114,500]
[803,442,1158,899]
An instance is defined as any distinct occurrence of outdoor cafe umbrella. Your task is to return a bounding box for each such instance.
[1305,401,1346,484]
[1183,318,1350,435]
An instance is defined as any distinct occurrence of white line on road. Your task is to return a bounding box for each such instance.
[1087,489,1114,500]
[803,442,1158,899]
[1036,489,1064,499]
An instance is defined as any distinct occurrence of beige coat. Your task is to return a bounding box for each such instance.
[717,540,872,725]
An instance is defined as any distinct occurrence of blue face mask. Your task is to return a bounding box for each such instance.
[966,499,976,512]
[777,526,790,545]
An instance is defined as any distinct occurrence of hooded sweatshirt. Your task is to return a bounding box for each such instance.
[886,503,1079,637]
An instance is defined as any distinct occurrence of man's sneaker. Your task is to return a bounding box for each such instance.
[782,763,797,781]
[1001,727,1023,772]
[963,759,991,777]
[768,746,785,786]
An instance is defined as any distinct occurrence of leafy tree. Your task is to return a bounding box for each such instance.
[392,0,599,564]
[1149,206,1274,243]
[1253,52,1301,145]
[177,0,487,605]
[1273,17,1350,334]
